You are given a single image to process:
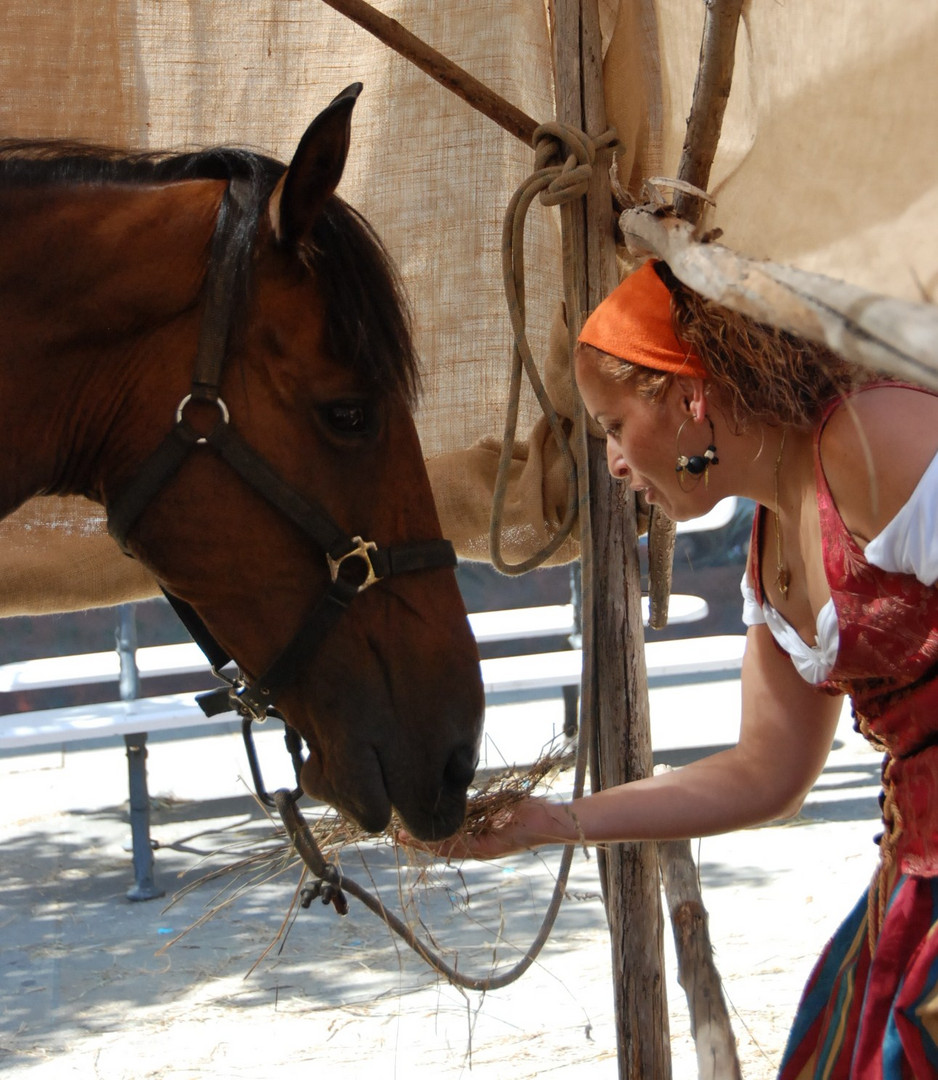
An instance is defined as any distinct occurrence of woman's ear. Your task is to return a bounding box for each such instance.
[675,376,708,423]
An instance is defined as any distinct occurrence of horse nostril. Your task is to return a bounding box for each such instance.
[443,744,478,789]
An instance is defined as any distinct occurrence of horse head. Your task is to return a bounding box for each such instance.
[0,87,485,840]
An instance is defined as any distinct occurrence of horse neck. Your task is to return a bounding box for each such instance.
[0,179,224,517]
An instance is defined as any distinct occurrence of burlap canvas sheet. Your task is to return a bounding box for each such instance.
[1,1,935,613]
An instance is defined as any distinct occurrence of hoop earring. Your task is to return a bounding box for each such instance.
[675,416,719,489]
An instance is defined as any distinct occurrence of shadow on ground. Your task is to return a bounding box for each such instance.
[0,789,613,1070]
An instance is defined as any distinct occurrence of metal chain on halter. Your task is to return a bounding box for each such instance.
[488,120,617,576]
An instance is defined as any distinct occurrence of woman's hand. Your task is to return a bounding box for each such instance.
[399,796,578,861]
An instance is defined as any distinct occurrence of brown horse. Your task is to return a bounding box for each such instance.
[0,85,484,840]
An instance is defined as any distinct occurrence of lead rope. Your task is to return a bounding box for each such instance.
[489,121,616,575]
[268,123,613,990]
[272,715,590,993]
[268,674,591,991]
[273,786,587,991]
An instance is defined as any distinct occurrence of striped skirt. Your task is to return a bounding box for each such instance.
[778,873,938,1078]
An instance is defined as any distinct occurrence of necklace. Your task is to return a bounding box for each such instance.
[774,429,791,599]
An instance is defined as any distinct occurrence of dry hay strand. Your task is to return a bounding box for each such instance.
[315,739,576,850]
[453,743,575,841]
[157,743,576,965]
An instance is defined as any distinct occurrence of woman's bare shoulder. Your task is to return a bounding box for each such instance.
[820,384,938,542]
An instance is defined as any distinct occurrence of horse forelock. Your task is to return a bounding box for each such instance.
[303,197,421,409]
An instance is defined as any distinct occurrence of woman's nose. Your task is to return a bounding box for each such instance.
[606,439,628,479]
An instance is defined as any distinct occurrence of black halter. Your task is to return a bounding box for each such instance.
[106,177,456,726]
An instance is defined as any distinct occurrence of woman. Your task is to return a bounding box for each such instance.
[410,260,938,1077]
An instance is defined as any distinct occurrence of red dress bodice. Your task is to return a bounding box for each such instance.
[750,385,938,875]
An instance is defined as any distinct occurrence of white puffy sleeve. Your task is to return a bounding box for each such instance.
[864,449,938,586]
[740,571,766,626]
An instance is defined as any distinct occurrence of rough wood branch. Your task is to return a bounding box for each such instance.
[649,0,746,628]
[320,0,539,146]
[659,838,743,1080]
[645,504,676,630]
[675,0,745,224]
[620,209,938,389]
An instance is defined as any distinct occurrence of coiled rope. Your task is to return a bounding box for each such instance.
[489,121,618,575]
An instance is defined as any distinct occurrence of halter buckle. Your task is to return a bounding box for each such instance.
[327,536,380,593]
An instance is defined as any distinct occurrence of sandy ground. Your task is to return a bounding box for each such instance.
[0,685,884,1079]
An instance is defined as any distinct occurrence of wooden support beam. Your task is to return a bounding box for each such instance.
[550,1,671,1076]
[620,210,938,390]
[674,0,745,225]
[659,838,743,1080]
[648,0,745,629]
[319,0,539,146]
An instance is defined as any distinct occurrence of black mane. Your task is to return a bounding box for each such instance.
[0,139,419,404]
[0,139,288,208]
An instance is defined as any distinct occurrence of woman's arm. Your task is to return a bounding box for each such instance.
[413,624,843,860]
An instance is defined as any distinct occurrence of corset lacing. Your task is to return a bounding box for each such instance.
[855,709,901,951]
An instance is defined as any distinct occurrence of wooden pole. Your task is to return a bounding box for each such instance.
[551,2,671,1076]
[318,0,539,146]
[674,0,745,225]
[647,0,745,631]
[659,839,742,1080]
[620,209,938,390]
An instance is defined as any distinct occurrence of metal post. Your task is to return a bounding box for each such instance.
[118,604,164,901]
[563,562,582,738]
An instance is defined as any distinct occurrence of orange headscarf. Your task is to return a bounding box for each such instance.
[577,260,707,378]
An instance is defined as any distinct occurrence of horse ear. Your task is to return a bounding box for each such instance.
[270,82,363,247]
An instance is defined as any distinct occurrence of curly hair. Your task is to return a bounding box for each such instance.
[580,261,874,433]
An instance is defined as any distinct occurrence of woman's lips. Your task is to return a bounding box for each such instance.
[636,482,659,505]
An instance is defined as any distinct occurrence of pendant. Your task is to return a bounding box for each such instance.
[776,565,791,599]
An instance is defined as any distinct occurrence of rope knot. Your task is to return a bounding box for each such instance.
[532,122,618,206]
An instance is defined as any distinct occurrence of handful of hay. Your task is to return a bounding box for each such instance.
[164,745,574,915]
[448,745,575,841]
[291,742,575,852]
[170,743,575,893]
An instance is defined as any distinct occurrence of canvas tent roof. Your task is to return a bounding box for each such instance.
[1,0,936,613]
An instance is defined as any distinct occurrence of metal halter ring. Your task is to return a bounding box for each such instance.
[175,393,231,444]
[327,536,380,593]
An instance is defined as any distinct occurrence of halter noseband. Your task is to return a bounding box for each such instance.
[106,176,456,728]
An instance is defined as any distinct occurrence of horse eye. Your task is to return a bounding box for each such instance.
[323,402,371,436]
